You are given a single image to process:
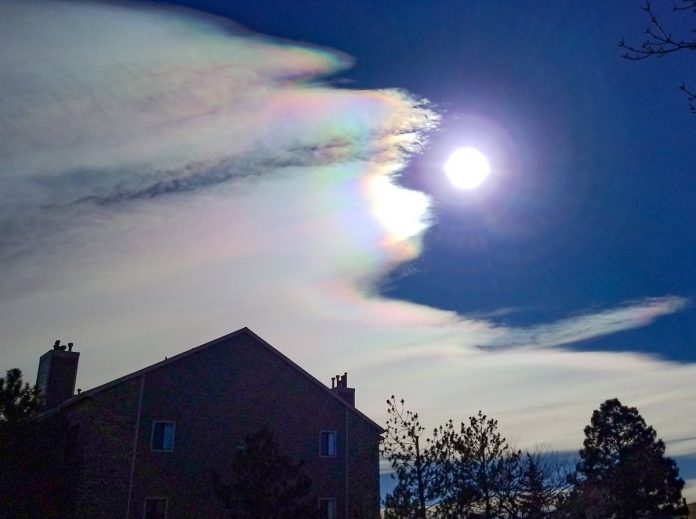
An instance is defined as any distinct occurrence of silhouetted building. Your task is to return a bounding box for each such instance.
[28,328,382,519]
[36,340,80,409]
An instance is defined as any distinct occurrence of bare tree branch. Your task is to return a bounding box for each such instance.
[619,1,696,113]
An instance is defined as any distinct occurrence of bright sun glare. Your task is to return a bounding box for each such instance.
[444,147,491,190]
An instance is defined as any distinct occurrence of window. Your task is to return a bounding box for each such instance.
[319,498,337,519]
[151,421,175,452]
[320,431,337,457]
[144,497,167,519]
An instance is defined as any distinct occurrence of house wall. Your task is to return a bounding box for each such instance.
[117,331,379,519]
[347,409,381,518]
[67,377,143,519]
[43,331,381,518]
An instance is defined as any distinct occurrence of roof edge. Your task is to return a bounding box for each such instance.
[39,327,384,432]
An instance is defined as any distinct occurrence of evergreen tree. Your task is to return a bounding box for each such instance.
[381,396,442,519]
[213,428,315,519]
[383,481,422,519]
[513,452,567,519]
[569,398,688,519]
[443,411,521,519]
[382,398,568,519]
[0,368,45,519]
[0,368,42,436]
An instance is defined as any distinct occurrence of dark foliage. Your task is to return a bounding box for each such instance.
[0,368,42,435]
[382,399,567,519]
[564,398,689,519]
[507,451,568,519]
[436,411,522,518]
[0,369,63,519]
[619,1,696,113]
[381,396,442,519]
[213,428,315,519]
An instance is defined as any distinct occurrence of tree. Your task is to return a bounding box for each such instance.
[512,451,568,519]
[619,1,696,113]
[381,396,442,519]
[0,369,46,519]
[0,368,42,436]
[213,428,315,519]
[382,399,568,519]
[567,398,689,519]
[437,411,522,519]
[0,368,43,467]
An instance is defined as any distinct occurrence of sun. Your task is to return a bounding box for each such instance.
[444,147,491,190]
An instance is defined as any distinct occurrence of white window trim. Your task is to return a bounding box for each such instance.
[150,421,176,452]
[318,497,337,519]
[319,430,337,458]
[143,496,168,519]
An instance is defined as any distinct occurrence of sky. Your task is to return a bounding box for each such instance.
[2,0,696,499]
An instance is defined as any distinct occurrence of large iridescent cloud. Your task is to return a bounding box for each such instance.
[1,0,695,496]
[0,0,436,261]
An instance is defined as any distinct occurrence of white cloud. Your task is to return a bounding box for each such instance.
[482,296,690,351]
[1,0,695,498]
[684,479,696,505]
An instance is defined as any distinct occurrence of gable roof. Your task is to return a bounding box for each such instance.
[42,327,384,432]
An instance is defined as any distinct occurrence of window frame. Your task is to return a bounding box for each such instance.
[150,420,176,452]
[319,430,337,458]
[318,497,337,519]
[143,496,168,519]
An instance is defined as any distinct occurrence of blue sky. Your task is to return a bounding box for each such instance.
[1,0,696,498]
[164,0,696,361]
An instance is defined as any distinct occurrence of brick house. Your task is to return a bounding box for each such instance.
[26,327,382,518]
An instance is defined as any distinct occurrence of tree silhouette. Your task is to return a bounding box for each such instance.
[381,396,442,519]
[437,411,522,519]
[0,368,42,436]
[213,428,315,519]
[382,398,571,519]
[0,369,46,519]
[567,398,688,519]
[619,1,696,113]
[517,454,547,519]
[512,451,568,519]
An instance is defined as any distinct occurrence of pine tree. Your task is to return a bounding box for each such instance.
[447,411,521,519]
[0,368,42,436]
[381,396,441,519]
[213,428,315,519]
[570,398,689,519]
[0,368,45,519]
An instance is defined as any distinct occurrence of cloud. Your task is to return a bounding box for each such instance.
[481,296,690,351]
[0,0,437,261]
[684,479,696,505]
[1,0,696,498]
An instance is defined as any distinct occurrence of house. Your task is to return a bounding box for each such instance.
[23,327,382,519]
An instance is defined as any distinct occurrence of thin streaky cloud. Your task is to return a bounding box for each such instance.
[480,296,690,351]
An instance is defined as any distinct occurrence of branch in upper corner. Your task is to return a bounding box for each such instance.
[619,1,696,113]
[619,1,696,59]
[680,83,696,113]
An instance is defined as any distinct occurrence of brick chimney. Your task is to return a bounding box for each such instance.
[330,372,355,407]
[36,340,80,409]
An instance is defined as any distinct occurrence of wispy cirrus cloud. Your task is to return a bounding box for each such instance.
[1,0,695,497]
[481,296,690,351]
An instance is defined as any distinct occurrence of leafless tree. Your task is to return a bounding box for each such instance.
[619,1,696,112]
